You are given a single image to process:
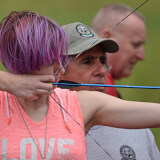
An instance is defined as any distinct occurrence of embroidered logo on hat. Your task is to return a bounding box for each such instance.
[76,24,94,37]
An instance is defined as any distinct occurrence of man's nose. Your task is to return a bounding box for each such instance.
[136,47,145,60]
[93,63,107,76]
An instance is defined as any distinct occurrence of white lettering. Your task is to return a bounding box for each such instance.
[20,138,37,160]
[1,138,74,159]
[2,138,18,160]
[58,139,74,155]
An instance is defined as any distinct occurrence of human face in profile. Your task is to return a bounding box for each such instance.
[61,45,109,93]
[108,15,146,79]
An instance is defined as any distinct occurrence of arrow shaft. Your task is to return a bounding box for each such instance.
[53,83,160,89]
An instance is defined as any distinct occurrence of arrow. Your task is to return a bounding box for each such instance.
[53,80,160,90]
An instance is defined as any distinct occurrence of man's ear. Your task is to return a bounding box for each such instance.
[98,28,113,38]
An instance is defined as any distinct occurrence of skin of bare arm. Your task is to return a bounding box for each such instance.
[77,90,160,131]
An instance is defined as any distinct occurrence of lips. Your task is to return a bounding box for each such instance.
[94,81,106,85]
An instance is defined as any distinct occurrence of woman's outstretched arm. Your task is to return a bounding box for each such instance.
[77,90,160,131]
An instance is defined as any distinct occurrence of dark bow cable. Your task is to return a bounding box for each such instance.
[53,80,160,89]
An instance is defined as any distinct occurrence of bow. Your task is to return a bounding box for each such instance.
[52,0,150,159]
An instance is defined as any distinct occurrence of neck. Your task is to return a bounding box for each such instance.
[17,95,49,122]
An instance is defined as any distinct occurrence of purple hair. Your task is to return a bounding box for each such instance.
[0,11,68,74]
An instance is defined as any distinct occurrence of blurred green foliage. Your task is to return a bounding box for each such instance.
[0,0,160,150]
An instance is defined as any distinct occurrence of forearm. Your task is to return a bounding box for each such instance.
[78,91,160,130]
[98,97,160,129]
[0,70,55,99]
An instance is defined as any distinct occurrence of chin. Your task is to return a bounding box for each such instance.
[119,70,132,78]
[125,71,132,77]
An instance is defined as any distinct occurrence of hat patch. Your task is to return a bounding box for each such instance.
[76,24,94,37]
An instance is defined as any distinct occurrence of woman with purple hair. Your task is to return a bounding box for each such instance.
[0,12,56,99]
[0,11,160,160]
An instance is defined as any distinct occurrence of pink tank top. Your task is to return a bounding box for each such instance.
[0,88,87,160]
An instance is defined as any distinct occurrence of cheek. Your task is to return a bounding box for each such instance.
[74,72,91,83]
[31,65,55,75]
[46,66,55,75]
[73,71,92,84]
[62,62,94,83]
[119,45,134,62]
[122,43,135,56]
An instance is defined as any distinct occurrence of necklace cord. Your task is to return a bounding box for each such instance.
[15,97,49,159]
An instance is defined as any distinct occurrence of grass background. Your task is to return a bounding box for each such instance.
[0,0,160,150]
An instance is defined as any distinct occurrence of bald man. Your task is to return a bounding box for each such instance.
[92,4,146,97]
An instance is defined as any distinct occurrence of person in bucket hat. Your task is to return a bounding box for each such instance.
[61,22,118,92]
[63,22,119,55]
